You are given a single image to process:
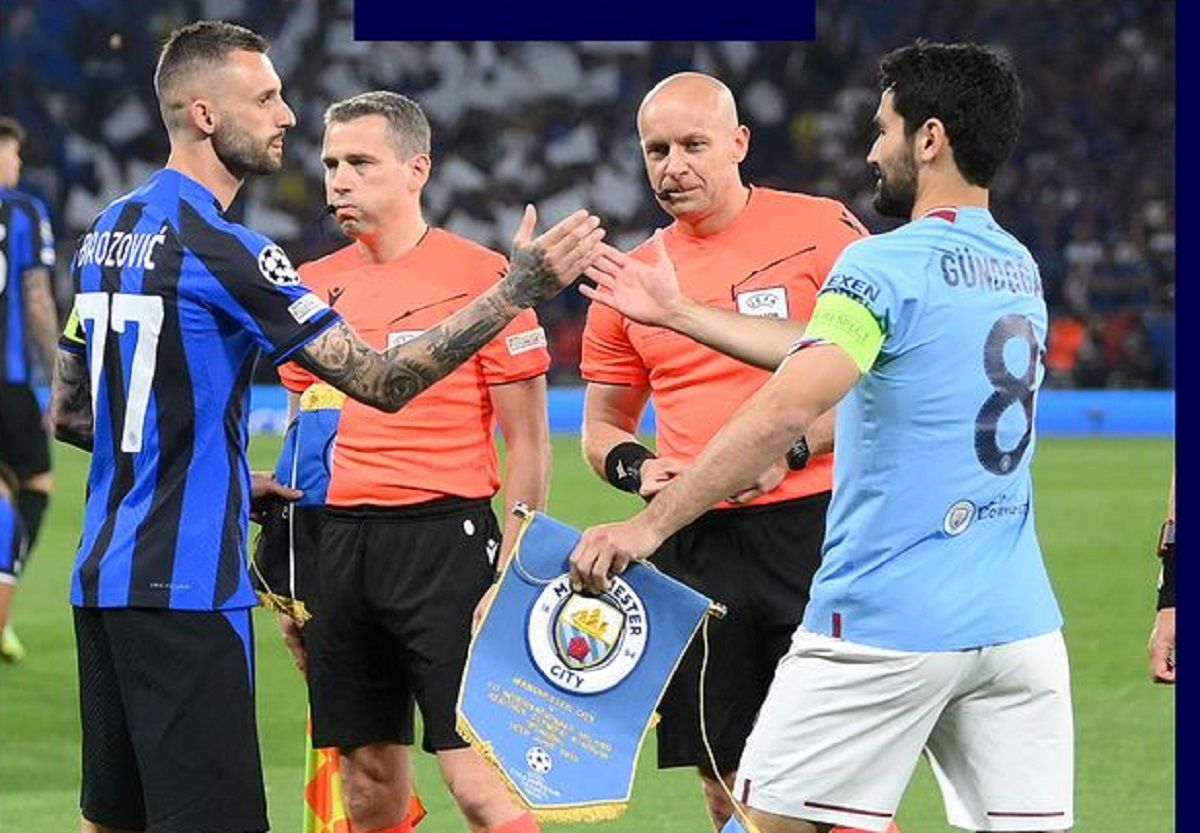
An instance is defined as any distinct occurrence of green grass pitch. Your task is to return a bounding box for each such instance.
[0,435,1174,831]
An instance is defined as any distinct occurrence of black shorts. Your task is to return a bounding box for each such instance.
[307,498,500,753]
[0,382,50,479]
[652,491,830,773]
[74,606,267,833]
[252,500,322,605]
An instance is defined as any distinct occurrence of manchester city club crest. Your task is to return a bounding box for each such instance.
[527,574,648,694]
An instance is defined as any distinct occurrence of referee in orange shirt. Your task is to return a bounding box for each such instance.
[278,92,550,833]
[581,73,869,832]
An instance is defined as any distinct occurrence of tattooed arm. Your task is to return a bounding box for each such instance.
[295,206,602,412]
[50,348,94,451]
[23,267,60,378]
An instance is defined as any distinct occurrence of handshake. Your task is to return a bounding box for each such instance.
[501,205,685,334]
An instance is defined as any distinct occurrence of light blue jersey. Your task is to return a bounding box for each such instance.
[801,206,1062,652]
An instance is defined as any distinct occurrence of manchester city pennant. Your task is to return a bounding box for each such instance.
[457,509,717,822]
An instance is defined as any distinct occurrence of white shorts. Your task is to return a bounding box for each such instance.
[735,629,1073,832]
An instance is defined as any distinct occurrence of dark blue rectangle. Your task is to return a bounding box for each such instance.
[353,0,815,41]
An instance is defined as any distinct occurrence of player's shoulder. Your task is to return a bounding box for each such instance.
[0,187,49,222]
[840,216,951,264]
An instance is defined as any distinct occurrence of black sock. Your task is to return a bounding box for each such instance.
[16,489,48,552]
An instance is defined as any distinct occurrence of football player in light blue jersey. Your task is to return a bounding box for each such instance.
[573,41,1072,833]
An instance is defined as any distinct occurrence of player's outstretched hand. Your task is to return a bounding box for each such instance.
[250,472,303,524]
[580,232,684,328]
[503,205,606,308]
[1148,607,1176,684]
[569,518,660,594]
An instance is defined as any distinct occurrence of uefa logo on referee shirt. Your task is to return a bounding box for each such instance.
[527,574,648,694]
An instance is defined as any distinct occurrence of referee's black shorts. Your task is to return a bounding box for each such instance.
[652,491,830,774]
[307,497,500,752]
[74,605,267,833]
[0,382,51,479]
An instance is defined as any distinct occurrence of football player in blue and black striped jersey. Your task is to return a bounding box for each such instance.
[50,20,603,833]
[0,115,58,660]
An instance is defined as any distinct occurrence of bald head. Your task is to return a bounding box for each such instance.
[635,72,750,232]
[637,72,740,136]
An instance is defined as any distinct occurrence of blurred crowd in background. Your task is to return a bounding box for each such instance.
[0,0,1174,388]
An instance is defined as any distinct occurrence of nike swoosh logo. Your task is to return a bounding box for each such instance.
[327,287,346,308]
[389,292,470,325]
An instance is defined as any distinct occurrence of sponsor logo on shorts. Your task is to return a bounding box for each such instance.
[258,244,300,286]
[735,286,788,319]
[528,574,647,694]
[942,499,976,536]
[506,327,547,356]
[287,292,327,324]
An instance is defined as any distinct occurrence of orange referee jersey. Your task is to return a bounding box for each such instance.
[279,228,549,506]
[581,186,867,509]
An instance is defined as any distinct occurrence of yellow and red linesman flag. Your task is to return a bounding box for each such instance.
[303,718,427,832]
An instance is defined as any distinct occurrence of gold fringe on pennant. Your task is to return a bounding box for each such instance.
[456,716,629,824]
[256,590,311,624]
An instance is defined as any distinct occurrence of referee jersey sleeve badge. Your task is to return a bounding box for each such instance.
[457,510,718,822]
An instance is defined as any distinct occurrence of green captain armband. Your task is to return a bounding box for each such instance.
[801,292,886,373]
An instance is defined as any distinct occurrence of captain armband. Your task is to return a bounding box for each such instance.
[793,291,886,373]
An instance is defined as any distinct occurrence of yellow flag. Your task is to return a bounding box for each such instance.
[303,716,427,832]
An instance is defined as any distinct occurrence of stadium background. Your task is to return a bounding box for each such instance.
[0,0,1175,831]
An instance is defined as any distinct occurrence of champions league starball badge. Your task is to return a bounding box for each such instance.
[527,574,648,694]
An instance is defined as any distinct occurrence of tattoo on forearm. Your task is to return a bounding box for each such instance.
[51,350,94,451]
[297,285,522,412]
[501,247,559,309]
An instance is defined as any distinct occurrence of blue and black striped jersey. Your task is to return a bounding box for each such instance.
[61,168,340,610]
[0,186,55,384]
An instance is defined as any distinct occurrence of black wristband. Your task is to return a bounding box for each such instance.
[785,436,811,471]
[604,442,656,494]
[1157,550,1176,611]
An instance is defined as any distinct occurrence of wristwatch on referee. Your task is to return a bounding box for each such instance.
[785,436,811,471]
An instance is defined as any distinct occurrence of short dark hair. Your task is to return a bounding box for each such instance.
[324,91,431,158]
[154,20,269,130]
[880,40,1022,188]
[0,116,25,147]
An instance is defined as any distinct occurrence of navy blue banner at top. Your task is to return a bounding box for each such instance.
[353,0,816,41]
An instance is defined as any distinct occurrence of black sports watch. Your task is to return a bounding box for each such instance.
[785,436,811,471]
